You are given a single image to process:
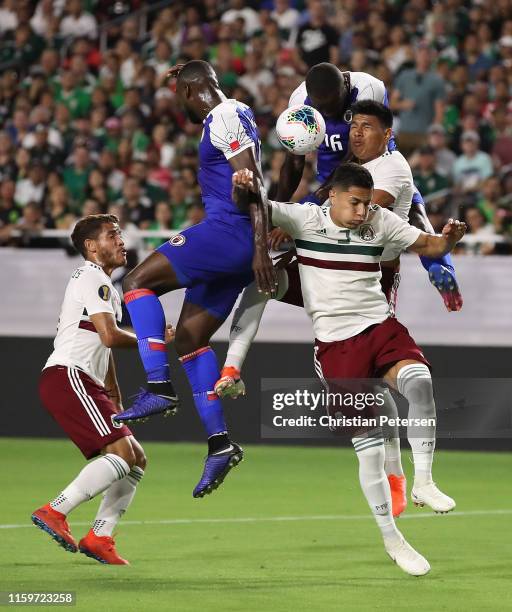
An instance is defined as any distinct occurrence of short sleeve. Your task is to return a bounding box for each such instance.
[356,78,387,104]
[269,200,318,237]
[78,271,115,317]
[208,104,255,161]
[381,208,421,251]
[371,155,411,200]
[289,81,307,107]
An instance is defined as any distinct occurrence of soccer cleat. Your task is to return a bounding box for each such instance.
[113,387,179,424]
[428,264,463,312]
[78,529,129,565]
[411,481,456,513]
[388,474,407,517]
[193,442,244,498]
[214,366,246,399]
[31,504,78,553]
[384,534,431,576]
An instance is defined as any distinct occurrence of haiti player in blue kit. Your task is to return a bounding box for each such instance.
[274,62,463,312]
[113,60,276,498]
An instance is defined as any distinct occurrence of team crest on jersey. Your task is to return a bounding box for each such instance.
[170,234,186,246]
[98,285,110,300]
[359,224,376,242]
[344,110,353,123]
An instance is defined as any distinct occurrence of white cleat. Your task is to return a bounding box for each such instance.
[384,535,431,576]
[214,367,246,399]
[411,481,456,513]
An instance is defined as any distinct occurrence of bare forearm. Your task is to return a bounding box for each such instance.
[106,328,138,348]
[276,153,305,201]
[411,234,456,258]
[105,353,122,404]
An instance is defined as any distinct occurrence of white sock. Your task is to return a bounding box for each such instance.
[352,436,401,544]
[379,387,404,477]
[224,269,288,371]
[397,364,436,486]
[92,466,144,537]
[50,454,130,516]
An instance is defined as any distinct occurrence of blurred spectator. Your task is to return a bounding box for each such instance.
[0,0,18,34]
[63,145,92,208]
[452,131,493,193]
[15,161,46,207]
[271,0,300,45]
[491,107,512,168]
[59,0,98,40]
[426,124,457,178]
[0,179,20,233]
[413,146,451,198]
[295,0,339,70]
[392,46,446,155]
[463,206,497,254]
[238,52,274,109]
[221,0,261,38]
[146,201,173,250]
[183,202,206,228]
[115,177,153,228]
[168,178,190,230]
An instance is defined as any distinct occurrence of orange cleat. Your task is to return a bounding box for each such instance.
[78,530,129,565]
[214,366,246,399]
[388,474,407,518]
[31,504,78,553]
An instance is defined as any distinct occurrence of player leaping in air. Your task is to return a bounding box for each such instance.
[217,101,457,517]
[112,60,276,498]
[232,164,465,576]
[32,214,173,564]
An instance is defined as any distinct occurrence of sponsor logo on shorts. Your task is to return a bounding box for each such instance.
[359,224,376,242]
[169,234,186,246]
[98,285,111,300]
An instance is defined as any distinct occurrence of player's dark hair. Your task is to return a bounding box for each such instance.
[71,214,119,258]
[351,100,393,129]
[177,60,216,84]
[306,63,344,98]
[330,162,374,192]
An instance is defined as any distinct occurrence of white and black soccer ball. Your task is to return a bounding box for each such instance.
[276,104,326,155]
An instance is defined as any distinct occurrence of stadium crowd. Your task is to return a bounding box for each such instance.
[0,0,511,255]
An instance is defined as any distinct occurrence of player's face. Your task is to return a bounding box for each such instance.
[94,223,127,268]
[350,114,390,162]
[176,81,204,125]
[329,186,372,228]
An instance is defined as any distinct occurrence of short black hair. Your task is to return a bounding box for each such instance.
[330,162,374,192]
[351,100,393,129]
[306,63,345,98]
[71,214,119,258]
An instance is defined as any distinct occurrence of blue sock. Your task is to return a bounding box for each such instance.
[124,289,170,382]
[180,347,227,438]
[419,252,455,275]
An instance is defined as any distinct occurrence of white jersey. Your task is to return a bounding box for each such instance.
[44,261,122,386]
[270,201,421,342]
[289,72,387,108]
[362,150,414,261]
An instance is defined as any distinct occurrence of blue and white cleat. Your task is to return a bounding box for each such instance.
[113,387,178,424]
[428,263,463,312]
[193,442,244,498]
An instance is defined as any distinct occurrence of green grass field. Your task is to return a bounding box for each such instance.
[1,439,511,611]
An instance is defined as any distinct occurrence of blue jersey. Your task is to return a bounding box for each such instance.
[289,72,392,184]
[199,99,260,223]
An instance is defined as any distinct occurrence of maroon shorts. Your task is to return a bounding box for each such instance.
[39,365,132,459]
[315,317,430,381]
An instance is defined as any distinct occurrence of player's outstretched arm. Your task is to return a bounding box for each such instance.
[90,312,174,348]
[408,219,466,258]
[231,166,278,297]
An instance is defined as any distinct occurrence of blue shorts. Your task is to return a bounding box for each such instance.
[157,218,254,320]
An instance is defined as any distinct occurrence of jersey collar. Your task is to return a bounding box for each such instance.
[85,260,103,272]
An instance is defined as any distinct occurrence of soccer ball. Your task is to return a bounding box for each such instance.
[276,104,326,155]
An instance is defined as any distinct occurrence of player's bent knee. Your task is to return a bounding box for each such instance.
[104,436,137,468]
[130,438,147,470]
